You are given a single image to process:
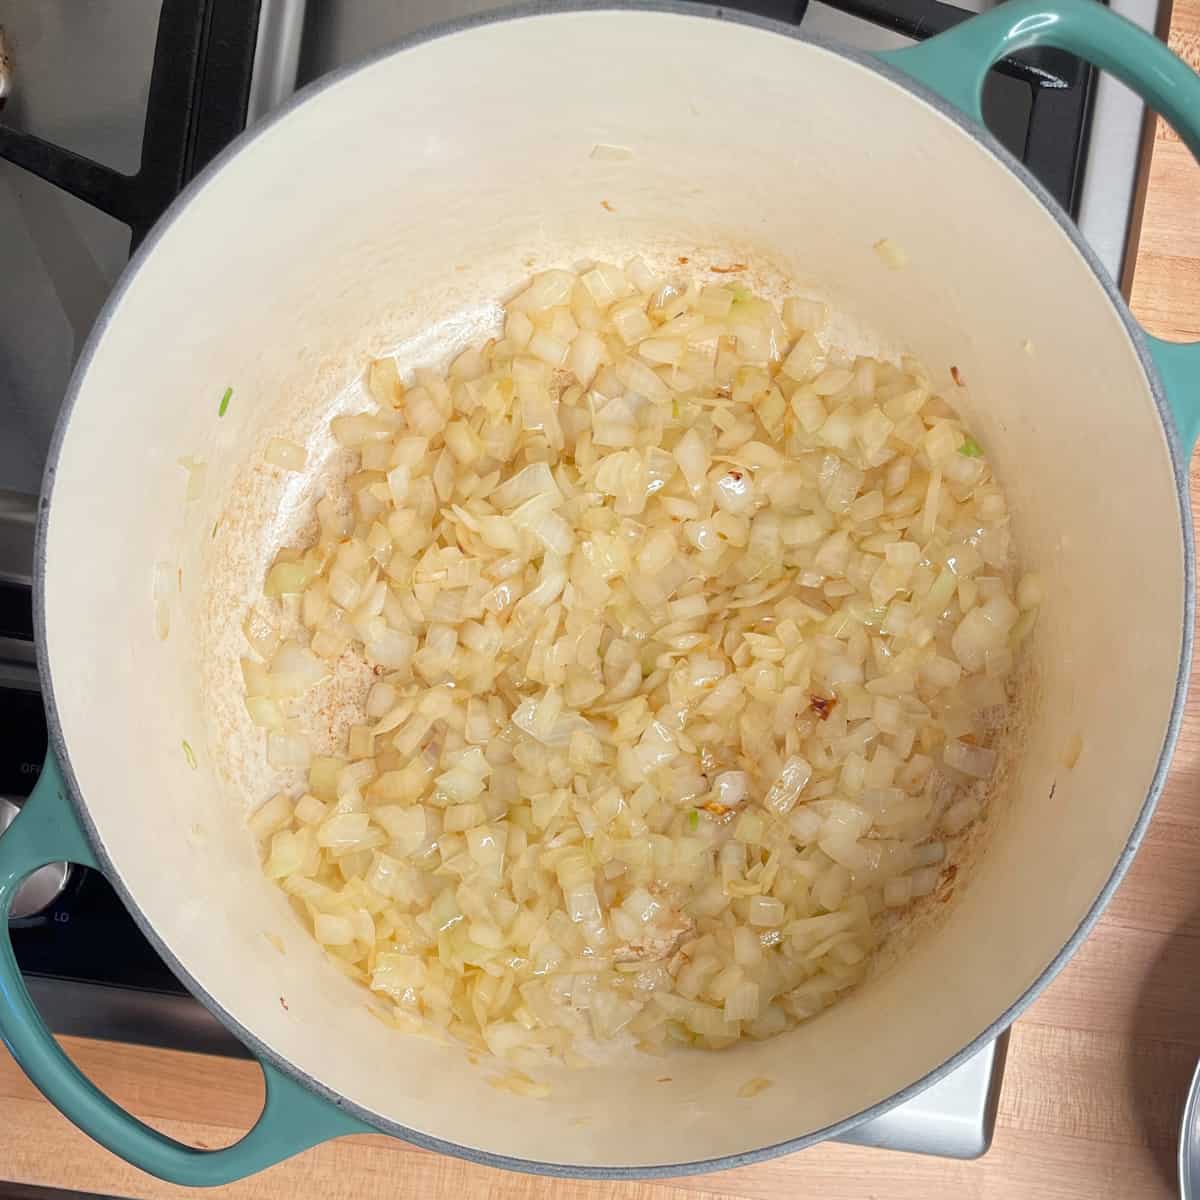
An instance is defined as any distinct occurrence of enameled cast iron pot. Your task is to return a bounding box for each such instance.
[3,0,1200,1185]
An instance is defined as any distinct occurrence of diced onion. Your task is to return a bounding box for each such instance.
[248,794,292,841]
[243,261,1029,1067]
[712,770,750,808]
[764,757,813,816]
[944,740,998,779]
[748,897,785,928]
[269,642,330,697]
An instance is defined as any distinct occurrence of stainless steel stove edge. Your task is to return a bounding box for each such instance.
[0,488,35,587]
[836,1032,1010,1158]
[247,0,307,126]
[24,972,1006,1160]
[1076,0,1161,290]
[27,974,252,1061]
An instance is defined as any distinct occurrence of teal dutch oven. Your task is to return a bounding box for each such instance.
[2,0,1199,1184]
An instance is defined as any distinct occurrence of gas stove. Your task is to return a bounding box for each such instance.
[0,0,1159,1164]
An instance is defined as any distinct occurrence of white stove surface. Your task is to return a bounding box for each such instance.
[0,0,1160,1161]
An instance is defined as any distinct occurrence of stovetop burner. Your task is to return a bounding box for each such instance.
[0,0,1158,1163]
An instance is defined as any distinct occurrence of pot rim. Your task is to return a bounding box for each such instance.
[32,0,1196,1179]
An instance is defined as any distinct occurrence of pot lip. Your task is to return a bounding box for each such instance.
[32,0,1195,1181]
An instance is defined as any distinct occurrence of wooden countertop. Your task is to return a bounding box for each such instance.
[4,11,1200,1200]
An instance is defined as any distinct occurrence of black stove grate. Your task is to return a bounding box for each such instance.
[0,0,262,248]
[826,0,1099,214]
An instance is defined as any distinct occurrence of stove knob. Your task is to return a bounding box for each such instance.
[0,796,71,920]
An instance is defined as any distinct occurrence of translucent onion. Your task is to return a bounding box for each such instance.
[243,261,1033,1069]
[943,739,998,779]
[269,642,330,696]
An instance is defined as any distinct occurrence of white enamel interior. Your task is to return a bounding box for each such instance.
[41,10,1187,1171]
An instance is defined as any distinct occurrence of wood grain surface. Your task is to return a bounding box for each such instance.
[3,7,1200,1198]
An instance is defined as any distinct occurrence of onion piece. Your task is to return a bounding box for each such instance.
[269,642,330,696]
[764,757,813,816]
[944,739,997,779]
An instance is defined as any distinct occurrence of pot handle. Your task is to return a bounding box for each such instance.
[0,753,373,1187]
[877,0,1200,449]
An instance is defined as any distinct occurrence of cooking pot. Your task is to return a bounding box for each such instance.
[3,0,1200,1185]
